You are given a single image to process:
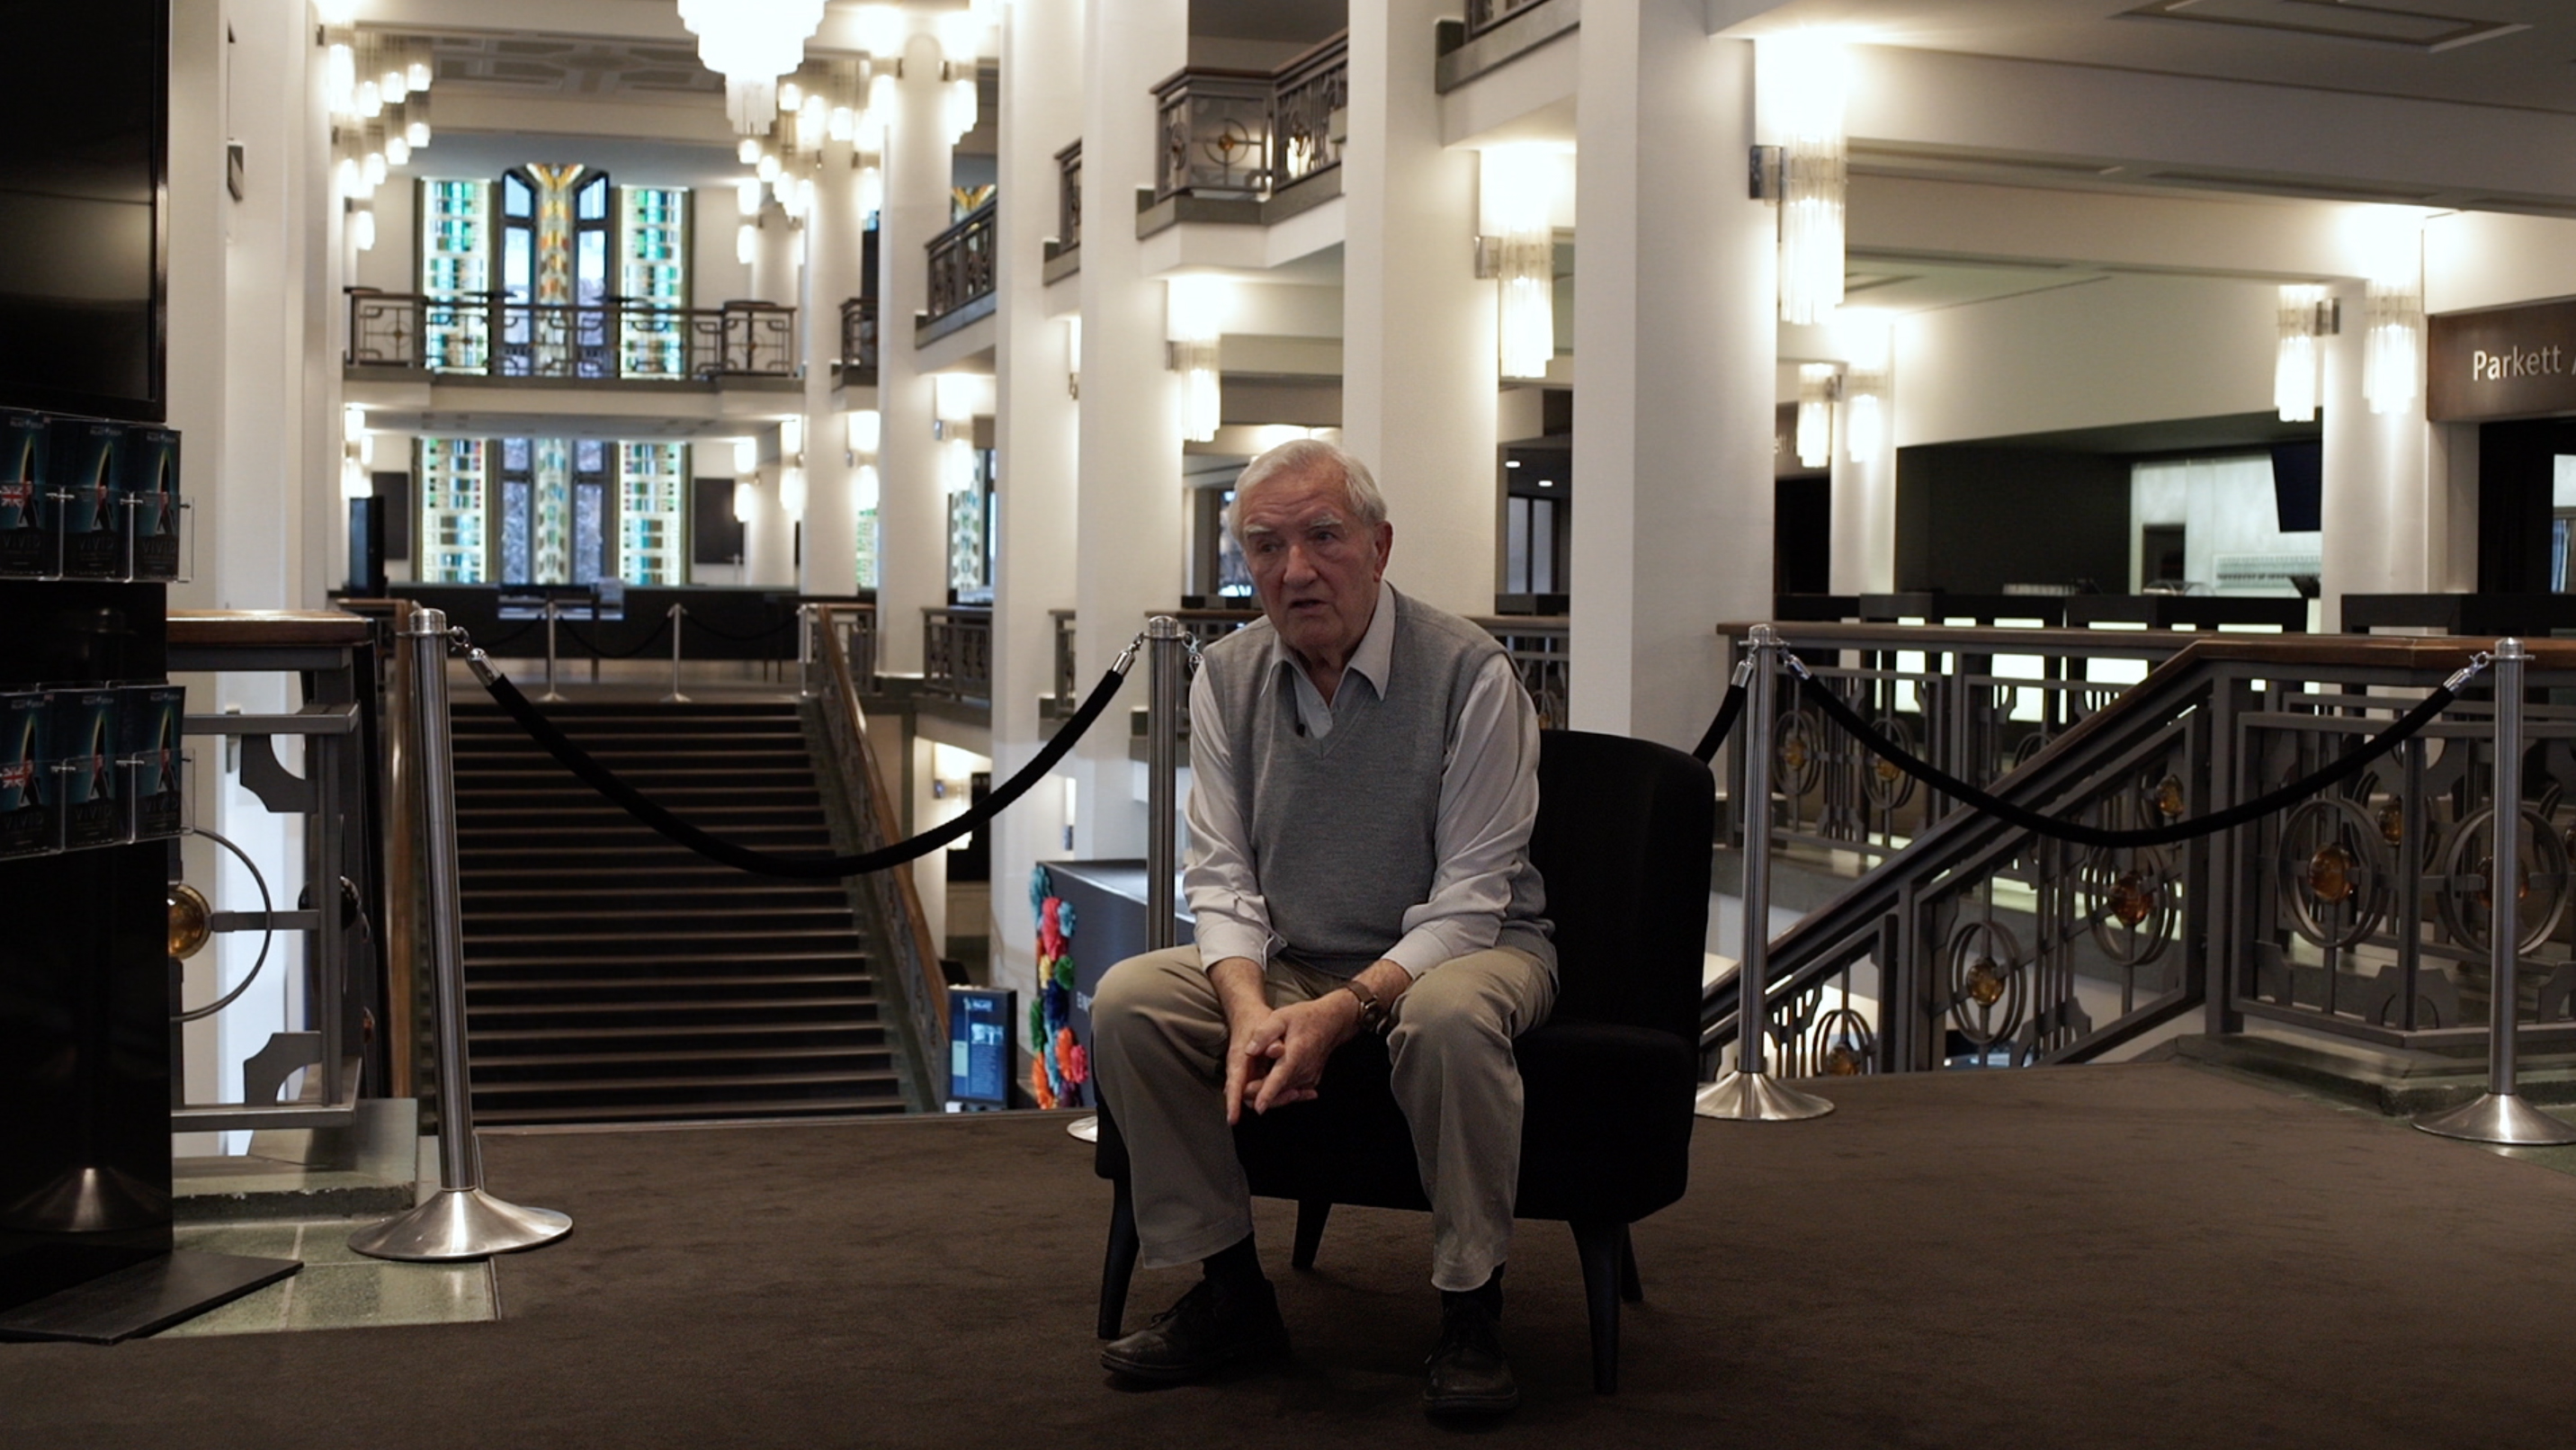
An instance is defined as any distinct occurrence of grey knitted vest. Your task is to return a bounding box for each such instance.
[1200,588,1553,977]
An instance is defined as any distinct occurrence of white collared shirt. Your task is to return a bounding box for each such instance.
[1183,580,1543,980]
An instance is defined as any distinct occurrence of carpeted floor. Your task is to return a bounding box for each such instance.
[7,1061,2576,1447]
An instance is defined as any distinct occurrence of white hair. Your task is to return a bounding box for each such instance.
[1225,439,1387,542]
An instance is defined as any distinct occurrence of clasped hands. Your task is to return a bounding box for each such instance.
[1211,956,1404,1124]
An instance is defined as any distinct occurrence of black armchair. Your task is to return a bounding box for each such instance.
[1092,729,1714,1392]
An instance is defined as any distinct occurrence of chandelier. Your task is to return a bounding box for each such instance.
[679,0,827,134]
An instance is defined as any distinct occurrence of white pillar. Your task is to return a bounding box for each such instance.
[801,145,865,595]
[1342,0,1497,616]
[744,215,802,585]
[1570,13,1775,747]
[990,0,1086,998]
[875,28,955,676]
[2318,281,2463,627]
[1075,0,1189,857]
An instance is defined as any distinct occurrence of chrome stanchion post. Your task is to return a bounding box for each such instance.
[1698,623,1834,1122]
[540,596,565,703]
[351,610,575,1260]
[663,602,691,704]
[2418,637,2576,1145]
[797,603,817,700]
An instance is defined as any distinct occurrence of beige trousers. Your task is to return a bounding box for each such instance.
[1090,945,1556,1293]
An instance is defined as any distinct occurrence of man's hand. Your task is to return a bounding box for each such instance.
[1242,993,1366,1117]
[1210,957,1281,1126]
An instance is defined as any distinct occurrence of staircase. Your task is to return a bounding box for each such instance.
[447,698,913,1125]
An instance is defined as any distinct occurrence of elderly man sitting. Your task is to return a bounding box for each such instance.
[1091,439,1554,1416]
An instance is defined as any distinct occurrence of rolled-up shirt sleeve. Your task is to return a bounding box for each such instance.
[1183,662,1275,971]
[1382,651,1542,980]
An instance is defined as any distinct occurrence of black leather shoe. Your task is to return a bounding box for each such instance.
[1100,1277,1291,1383]
[1423,1293,1519,1415]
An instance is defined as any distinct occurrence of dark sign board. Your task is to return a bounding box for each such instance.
[2428,300,2576,423]
[947,985,1015,1108]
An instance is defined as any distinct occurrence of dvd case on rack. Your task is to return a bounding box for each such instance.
[1,690,57,857]
[49,416,127,580]
[0,410,49,579]
[122,427,181,581]
[120,684,183,841]
[54,687,121,849]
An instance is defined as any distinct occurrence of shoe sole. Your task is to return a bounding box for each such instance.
[1100,1329,1291,1383]
[1422,1388,1521,1416]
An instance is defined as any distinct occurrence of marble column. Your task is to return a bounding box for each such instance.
[873,26,957,676]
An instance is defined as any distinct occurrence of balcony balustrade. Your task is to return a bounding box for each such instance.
[344,290,799,381]
[1151,33,1347,204]
[923,604,994,703]
[922,201,999,336]
[1464,0,1552,37]
[1055,142,1082,254]
[839,296,880,388]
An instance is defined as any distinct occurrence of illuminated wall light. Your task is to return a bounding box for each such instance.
[344,404,368,446]
[737,222,758,265]
[340,457,372,500]
[362,149,388,186]
[1836,309,1892,464]
[1762,33,1850,327]
[857,166,884,217]
[2364,243,2425,416]
[2275,284,2330,424]
[777,175,807,219]
[779,466,808,522]
[1167,276,1227,443]
[854,463,881,511]
[946,76,979,144]
[1796,363,1837,468]
[942,439,979,495]
[384,133,411,167]
[676,0,827,134]
[846,408,881,456]
[732,437,759,475]
[780,416,805,460]
[797,176,817,219]
[382,65,409,104]
[737,176,764,216]
[1479,147,1560,380]
[407,55,433,93]
[326,41,356,115]
[779,79,805,113]
[406,113,431,149]
[335,156,362,199]
[801,94,829,156]
[756,152,782,182]
[733,477,758,524]
[738,137,762,166]
[932,373,985,440]
[828,104,854,141]
[313,0,357,24]
[350,206,377,251]
[357,78,382,118]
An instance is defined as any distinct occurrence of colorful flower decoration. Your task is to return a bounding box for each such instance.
[1030,865,1083,1110]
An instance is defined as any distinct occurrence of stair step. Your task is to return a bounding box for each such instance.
[471,1020,887,1045]
[470,1097,908,1126]
[466,994,880,1018]
[471,1043,894,1072]
[461,949,868,971]
[470,1068,903,1097]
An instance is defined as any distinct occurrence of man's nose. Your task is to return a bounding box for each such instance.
[1282,542,1320,583]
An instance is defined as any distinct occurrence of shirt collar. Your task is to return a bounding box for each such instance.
[1271,578,1398,699]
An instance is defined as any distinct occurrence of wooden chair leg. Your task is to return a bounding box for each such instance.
[1618,1222,1643,1303]
[1291,1199,1331,1270]
[1570,1219,1623,1394]
[1099,1177,1141,1340]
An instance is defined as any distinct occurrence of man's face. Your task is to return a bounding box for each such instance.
[1238,466,1393,667]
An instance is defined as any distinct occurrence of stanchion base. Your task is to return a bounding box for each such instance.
[1696,1070,1836,1122]
[660,692,692,704]
[2412,1092,2576,1146]
[347,1187,573,1262]
[1066,1114,1099,1143]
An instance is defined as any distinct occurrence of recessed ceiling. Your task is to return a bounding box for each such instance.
[1720,0,2576,114]
[414,31,724,103]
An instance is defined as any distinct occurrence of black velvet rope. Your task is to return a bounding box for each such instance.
[1691,681,1748,765]
[474,660,1132,879]
[1788,669,2459,850]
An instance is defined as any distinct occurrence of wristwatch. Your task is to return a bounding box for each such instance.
[1339,978,1392,1035]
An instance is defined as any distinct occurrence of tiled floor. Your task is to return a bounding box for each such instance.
[154,1221,497,1337]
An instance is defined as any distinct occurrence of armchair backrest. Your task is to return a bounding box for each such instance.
[1528,729,1714,1043]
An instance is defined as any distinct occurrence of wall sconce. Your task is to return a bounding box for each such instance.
[2363,233,2424,416]
[732,475,757,524]
[945,73,979,144]
[1835,309,1892,464]
[406,96,432,150]
[779,416,805,462]
[1167,276,1226,443]
[1796,364,1838,469]
[855,463,881,512]
[1755,34,1850,327]
[846,408,881,461]
[340,405,373,498]
[2275,284,2337,424]
[347,201,376,252]
[780,465,808,522]
[1477,146,1562,380]
[733,436,759,475]
[933,374,979,441]
[941,439,978,495]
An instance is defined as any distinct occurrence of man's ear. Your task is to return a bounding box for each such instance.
[1373,521,1394,579]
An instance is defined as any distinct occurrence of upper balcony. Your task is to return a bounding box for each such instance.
[1140,31,1348,238]
[343,290,801,389]
[919,200,999,348]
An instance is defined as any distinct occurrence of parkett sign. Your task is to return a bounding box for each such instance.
[2428,300,2576,422]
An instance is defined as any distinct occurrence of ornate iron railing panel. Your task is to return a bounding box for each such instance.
[1055,141,1083,251]
[1707,630,2553,1078]
[1465,0,1554,38]
[1050,609,1079,717]
[923,605,994,703]
[1473,616,1569,729]
[344,290,798,380]
[1150,34,1348,203]
[838,296,880,384]
[925,202,998,326]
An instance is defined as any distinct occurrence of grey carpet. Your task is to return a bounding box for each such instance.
[6,1061,2576,1447]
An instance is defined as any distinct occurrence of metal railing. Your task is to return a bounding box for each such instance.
[1466,0,1554,37]
[344,290,799,380]
[1720,622,2196,864]
[1055,141,1082,253]
[1707,629,2576,1085]
[807,604,948,1104]
[1151,32,1347,202]
[1050,609,1079,718]
[1472,614,1569,729]
[838,296,879,386]
[923,604,994,703]
[924,201,998,327]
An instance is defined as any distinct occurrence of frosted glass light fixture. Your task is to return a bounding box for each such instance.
[325,38,357,116]
[733,437,759,475]
[405,93,432,148]
[1837,309,1892,464]
[1480,147,1559,380]
[1796,364,1837,468]
[732,478,757,524]
[2275,284,2330,424]
[350,205,377,251]
[778,80,804,113]
[737,177,764,216]
[384,132,411,167]
[854,464,881,512]
[1762,34,1850,327]
[756,152,782,182]
[677,0,828,135]
[736,222,757,265]
[846,409,881,456]
[1167,277,1226,443]
[779,465,808,522]
[947,76,979,144]
[738,137,763,166]
[2365,273,2424,416]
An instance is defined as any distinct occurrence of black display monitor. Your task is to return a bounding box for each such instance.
[0,0,170,422]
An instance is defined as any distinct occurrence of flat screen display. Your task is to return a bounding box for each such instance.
[0,0,168,421]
